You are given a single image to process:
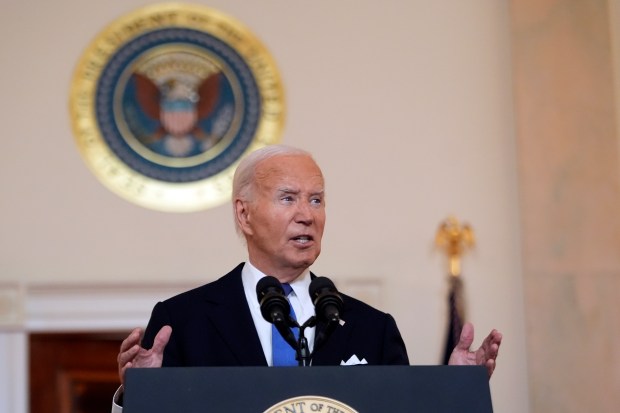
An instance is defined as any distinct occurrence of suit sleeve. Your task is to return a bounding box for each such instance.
[381,314,410,365]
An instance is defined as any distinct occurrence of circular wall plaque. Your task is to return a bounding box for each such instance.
[69,3,285,212]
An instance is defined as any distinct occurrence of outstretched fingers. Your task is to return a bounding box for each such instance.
[485,358,496,377]
[456,322,474,351]
[478,329,502,378]
[116,326,173,386]
[151,325,172,357]
[117,328,144,385]
[119,328,143,353]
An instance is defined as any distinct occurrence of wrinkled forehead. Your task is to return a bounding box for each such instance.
[254,154,324,190]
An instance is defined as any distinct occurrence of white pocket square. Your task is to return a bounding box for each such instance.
[340,355,368,366]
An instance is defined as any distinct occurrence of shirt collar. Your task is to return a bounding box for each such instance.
[242,261,311,309]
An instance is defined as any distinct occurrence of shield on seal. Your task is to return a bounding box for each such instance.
[160,100,197,136]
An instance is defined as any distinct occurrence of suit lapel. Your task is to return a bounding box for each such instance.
[203,265,267,366]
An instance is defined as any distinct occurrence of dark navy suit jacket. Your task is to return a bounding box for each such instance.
[142,263,409,367]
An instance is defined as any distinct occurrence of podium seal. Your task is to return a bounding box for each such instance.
[69,3,285,211]
[264,396,358,413]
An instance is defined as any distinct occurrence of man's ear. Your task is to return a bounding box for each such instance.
[234,198,252,235]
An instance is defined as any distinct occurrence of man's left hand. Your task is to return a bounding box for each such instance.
[448,322,502,378]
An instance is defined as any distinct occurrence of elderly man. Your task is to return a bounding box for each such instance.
[112,145,502,411]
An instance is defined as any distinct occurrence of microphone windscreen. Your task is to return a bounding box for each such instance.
[256,275,291,325]
[309,276,337,299]
[256,275,283,301]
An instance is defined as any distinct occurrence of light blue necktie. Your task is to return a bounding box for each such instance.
[272,283,299,366]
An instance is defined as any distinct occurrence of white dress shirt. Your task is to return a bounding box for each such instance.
[242,261,316,365]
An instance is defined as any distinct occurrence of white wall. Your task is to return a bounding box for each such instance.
[0,1,528,412]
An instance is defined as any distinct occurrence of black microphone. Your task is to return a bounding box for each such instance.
[309,276,344,324]
[256,276,291,325]
[256,276,298,352]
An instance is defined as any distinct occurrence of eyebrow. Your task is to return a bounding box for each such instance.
[276,187,324,197]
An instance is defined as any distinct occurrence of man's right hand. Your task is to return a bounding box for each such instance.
[117,325,172,385]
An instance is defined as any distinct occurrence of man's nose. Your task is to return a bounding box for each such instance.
[294,202,314,224]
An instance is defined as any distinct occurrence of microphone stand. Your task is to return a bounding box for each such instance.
[296,316,316,367]
[274,315,299,354]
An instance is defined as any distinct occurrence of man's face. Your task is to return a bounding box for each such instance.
[238,154,326,280]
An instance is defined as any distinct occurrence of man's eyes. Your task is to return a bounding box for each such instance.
[279,196,323,205]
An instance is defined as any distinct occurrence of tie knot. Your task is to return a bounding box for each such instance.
[281,283,293,296]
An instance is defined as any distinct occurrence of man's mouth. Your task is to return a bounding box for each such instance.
[291,235,312,244]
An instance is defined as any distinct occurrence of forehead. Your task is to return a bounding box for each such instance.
[255,154,324,190]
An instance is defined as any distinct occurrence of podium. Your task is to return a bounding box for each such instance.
[124,365,492,412]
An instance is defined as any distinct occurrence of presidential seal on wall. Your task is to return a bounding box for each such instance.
[69,3,285,212]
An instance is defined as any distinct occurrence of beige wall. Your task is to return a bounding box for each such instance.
[0,1,528,411]
[511,0,620,411]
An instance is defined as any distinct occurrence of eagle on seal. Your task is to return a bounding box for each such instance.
[129,71,223,157]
